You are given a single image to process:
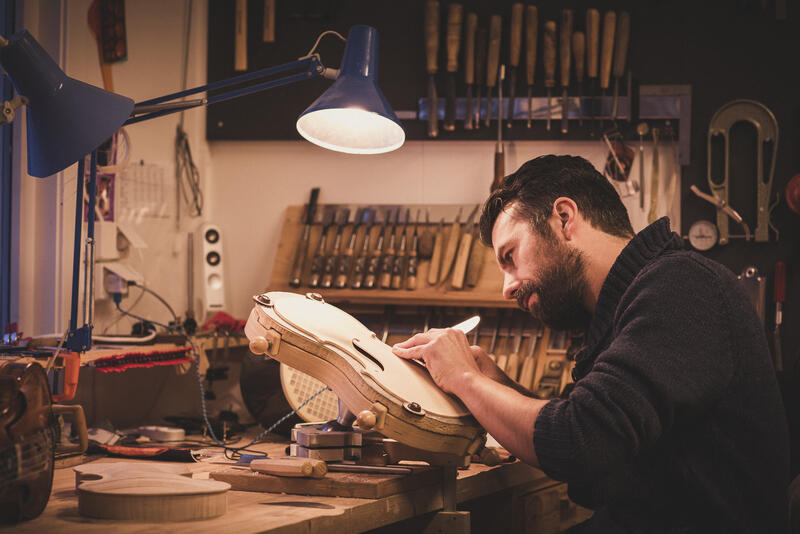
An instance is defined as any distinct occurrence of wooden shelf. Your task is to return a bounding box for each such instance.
[268,206,511,308]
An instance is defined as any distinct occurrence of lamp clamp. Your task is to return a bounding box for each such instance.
[0,95,27,125]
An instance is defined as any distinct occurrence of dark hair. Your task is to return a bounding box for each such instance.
[479,155,634,246]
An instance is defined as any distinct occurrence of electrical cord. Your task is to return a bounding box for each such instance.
[130,283,178,325]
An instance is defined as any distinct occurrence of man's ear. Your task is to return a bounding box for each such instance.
[552,197,579,239]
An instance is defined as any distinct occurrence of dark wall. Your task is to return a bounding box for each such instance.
[207,0,800,474]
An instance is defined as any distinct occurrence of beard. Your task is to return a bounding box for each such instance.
[514,242,591,332]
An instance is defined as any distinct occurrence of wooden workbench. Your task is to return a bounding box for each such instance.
[11,440,589,533]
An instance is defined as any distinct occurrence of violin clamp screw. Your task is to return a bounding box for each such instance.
[306,292,325,303]
[403,401,425,417]
[253,294,272,307]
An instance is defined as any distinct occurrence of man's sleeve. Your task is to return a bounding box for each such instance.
[532,257,736,484]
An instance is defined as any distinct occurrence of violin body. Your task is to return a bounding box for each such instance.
[0,362,57,524]
[245,292,485,458]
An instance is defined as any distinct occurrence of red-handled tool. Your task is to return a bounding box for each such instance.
[773,261,786,372]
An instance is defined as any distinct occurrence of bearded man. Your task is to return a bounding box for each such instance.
[392,155,789,533]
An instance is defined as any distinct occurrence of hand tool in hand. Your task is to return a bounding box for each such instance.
[289,187,320,288]
[648,127,660,224]
[451,314,480,335]
[599,11,617,132]
[525,5,538,128]
[391,209,410,289]
[406,210,421,290]
[463,12,477,130]
[308,208,335,289]
[363,210,387,289]
[250,457,327,479]
[321,208,350,288]
[559,9,574,134]
[611,11,630,121]
[464,222,486,288]
[427,217,445,285]
[444,3,464,131]
[518,322,539,389]
[542,20,557,133]
[336,207,367,289]
[572,30,585,126]
[485,15,502,128]
[473,27,487,129]
[424,0,440,138]
[586,8,600,136]
[773,261,785,372]
[439,206,470,285]
[491,64,505,191]
[350,208,376,289]
[505,319,524,382]
[379,209,399,289]
[451,204,480,289]
[636,122,650,210]
[506,3,524,129]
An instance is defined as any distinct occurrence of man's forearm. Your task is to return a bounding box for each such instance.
[454,371,548,466]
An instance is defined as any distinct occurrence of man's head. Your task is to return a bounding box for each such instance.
[479,155,634,330]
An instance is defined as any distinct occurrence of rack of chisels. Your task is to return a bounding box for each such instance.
[278,189,507,307]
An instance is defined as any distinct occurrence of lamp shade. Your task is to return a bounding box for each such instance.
[296,25,405,154]
[0,31,134,178]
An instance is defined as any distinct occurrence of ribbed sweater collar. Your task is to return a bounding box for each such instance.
[574,217,683,379]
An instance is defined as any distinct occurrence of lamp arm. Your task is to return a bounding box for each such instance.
[124,55,325,126]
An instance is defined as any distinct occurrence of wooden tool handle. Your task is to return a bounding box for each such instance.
[235,0,248,71]
[612,11,630,79]
[425,0,440,74]
[289,226,311,288]
[493,150,505,191]
[475,28,488,88]
[542,20,557,88]
[465,237,486,288]
[308,250,325,288]
[450,233,473,289]
[559,9,573,88]
[509,3,524,67]
[321,253,337,288]
[428,229,444,285]
[486,15,502,88]
[518,354,536,389]
[350,251,367,289]
[406,248,418,290]
[525,6,538,86]
[440,221,462,282]
[380,245,396,289]
[250,457,327,479]
[572,31,585,84]
[464,13,477,84]
[364,253,381,289]
[335,247,354,289]
[505,352,520,382]
[586,9,600,79]
[600,11,616,90]
[391,246,406,289]
[445,3,463,73]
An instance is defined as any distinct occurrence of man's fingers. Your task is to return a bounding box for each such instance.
[392,345,425,360]
[392,331,432,349]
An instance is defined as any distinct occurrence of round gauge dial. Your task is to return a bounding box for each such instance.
[688,220,719,251]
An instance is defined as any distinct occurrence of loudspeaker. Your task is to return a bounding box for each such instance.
[197,223,226,316]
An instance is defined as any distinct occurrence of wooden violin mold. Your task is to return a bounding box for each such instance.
[245,291,485,459]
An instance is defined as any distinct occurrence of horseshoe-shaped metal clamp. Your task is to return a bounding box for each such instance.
[706,99,778,245]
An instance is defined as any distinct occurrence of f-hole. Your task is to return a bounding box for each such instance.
[352,340,384,371]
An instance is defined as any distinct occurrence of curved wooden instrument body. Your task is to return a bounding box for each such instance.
[0,362,56,524]
[245,292,485,458]
[74,462,229,521]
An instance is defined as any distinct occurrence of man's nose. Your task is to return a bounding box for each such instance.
[502,272,520,300]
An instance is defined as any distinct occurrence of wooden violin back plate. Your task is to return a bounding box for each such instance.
[75,462,229,521]
[245,292,485,458]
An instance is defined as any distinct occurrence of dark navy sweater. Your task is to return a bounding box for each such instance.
[533,218,789,533]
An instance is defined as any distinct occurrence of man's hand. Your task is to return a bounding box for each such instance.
[392,328,483,395]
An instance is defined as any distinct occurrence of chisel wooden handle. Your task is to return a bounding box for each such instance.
[351,250,368,289]
[506,352,520,382]
[335,241,355,289]
[543,21,556,88]
[586,9,600,80]
[486,15,502,89]
[391,238,407,289]
[251,457,327,479]
[446,4,463,73]
[559,10,573,89]
[612,11,630,80]
[308,237,327,288]
[428,223,444,285]
[465,233,486,288]
[600,11,616,90]
[406,245,418,290]
[321,251,337,288]
[439,219,462,283]
[450,232,473,289]
[235,0,247,71]
[464,13,477,85]
[380,238,396,289]
[572,31,585,84]
[425,1,440,74]
[510,3,523,68]
[364,250,381,289]
[525,6,538,86]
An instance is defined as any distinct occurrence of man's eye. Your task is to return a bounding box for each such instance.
[504,251,513,265]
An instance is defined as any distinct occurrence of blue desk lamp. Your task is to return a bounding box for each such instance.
[0,25,404,352]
